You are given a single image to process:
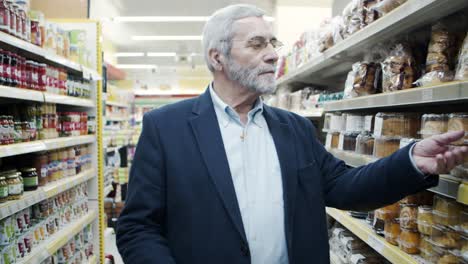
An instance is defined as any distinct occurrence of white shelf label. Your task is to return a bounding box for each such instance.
[367,235,384,253]
[422,89,433,101]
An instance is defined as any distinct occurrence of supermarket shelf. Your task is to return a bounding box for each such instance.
[0,169,95,220]
[81,66,102,81]
[323,82,468,112]
[20,210,97,264]
[106,116,131,122]
[276,0,468,87]
[326,207,425,264]
[327,148,466,205]
[104,185,114,197]
[106,101,129,108]
[292,108,324,118]
[42,135,96,151]
[0,86,45,102]
[43,93,95,107]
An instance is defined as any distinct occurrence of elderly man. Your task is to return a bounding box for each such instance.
[116,4,467,264]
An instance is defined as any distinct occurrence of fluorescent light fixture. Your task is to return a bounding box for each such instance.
[115,64,157,69]
[132,35,202,41]
[146,52,177,57]
[114,52,145,57]
[113,16,275,22]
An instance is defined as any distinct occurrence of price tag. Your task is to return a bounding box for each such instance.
[367,235,384,253]
[422,88,433,101]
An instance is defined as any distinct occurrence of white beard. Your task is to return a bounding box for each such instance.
[224,58,277,94]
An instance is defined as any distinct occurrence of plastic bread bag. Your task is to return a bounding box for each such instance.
[352,62,381,96]
[363,0,382,26]
[371,0,407,18]
[455,33,468,81]
[344,68,358,99]
[331,16,345,45]
[318,18,334,53]
[342,0,363,38]
[426,22,452,73]
[381,43,415,92]
[414,70,454,87]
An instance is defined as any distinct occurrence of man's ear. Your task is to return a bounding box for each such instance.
[209,49,223,71]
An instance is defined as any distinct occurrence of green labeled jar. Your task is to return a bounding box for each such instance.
[0,175,8,202]
[20,168,38,191]
[6,171,22,200]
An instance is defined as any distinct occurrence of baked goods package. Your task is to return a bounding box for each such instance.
[370,0,407,18]
[381,43,415,92]
[318,16,345,53]
[363,0,382,26]
[455,33,468,81]
[342,0,365,38]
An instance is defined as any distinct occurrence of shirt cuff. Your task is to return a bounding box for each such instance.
[409,143,425,176]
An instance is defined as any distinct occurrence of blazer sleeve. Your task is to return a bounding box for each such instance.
[305,122,439,211]
[116,113,176,264]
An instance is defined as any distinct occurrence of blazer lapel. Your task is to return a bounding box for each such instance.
[263,105,298,252]
[189,89,248,243]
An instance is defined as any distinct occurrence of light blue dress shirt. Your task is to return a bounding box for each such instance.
[209,85,289,264]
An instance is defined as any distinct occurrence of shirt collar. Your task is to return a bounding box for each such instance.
[209,82,264,128]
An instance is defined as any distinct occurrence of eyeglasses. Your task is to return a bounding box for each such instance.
[226,36,284,51]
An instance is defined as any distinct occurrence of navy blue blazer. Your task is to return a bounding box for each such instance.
[116,88,438,264]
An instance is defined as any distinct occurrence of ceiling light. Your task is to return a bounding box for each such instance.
[113,16,275,22]
[114,52,145,57]
[132,35,202,41]
[146,52,177,57]
[115,64,157,69]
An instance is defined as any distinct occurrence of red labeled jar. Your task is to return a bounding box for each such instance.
[0,0,9,33]
[7,1,14,35]
[0,49,5,85]
[38,63,46,91]
[25,60,34,88]
[30,18,40,46]
[9,53,17,87]
[31,62,39,90]
[12,5,20,39]
[4,51,12,86]
[19,57,26,88]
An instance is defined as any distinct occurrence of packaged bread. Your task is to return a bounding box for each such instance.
[417,206,433,236]
[373,112,420,138]
[431,225,462,249]
[433,195,463,227]
[432,243,463,264]
[448,113,468,146]
[356,132,374,155]
[384,219,400,246]
[455,33,468,81]
[381,44,415,92]
[419,235,434,261]
[352,62,381,96]
[420,114,449,138]
[375,202,400,221]
[400,205,418,230]
[373,136,401,158]
[343,132,360,151]
[399,228,420,254]
[370,0,407,17]
[363,0,382,25]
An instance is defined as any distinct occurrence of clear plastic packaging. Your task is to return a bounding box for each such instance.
[343,132,360,151]
[346,114,366,133]
[381,44,415,92]
[374,112,420,137]
[448,113,468,146]
[425,22,452,73]
[352,62,381,96]
[420,235,434,261]
[400,191,433,206]
[432,243,463,264]
[363,0,381,25]
[417,206,433,236]
[398,228,420,254]
[330,113,346,132]
[451,165,468,181]
[326,132,341,149]
[400,205,418,230]
[375,202,400,221]
[371,0,407,17]
[431,224,462,249]
[323,113,332,132]
[420,114,448,138]
[433,195,463,227]
[356,132,374,155]
[455,33,468,81]
[373,136,401,158]
[384,219,400,246]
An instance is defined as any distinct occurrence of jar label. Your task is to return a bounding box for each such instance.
[0,186,7,198]
[8,183,22,195]
[23,177,38,187]
[40,167,47,178]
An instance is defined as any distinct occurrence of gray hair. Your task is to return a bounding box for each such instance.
[202,4,266,72]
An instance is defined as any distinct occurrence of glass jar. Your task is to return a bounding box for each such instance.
[19,57,26,88]
[384,219,400,246]
[7,1,15,36]
[0,49,5,85]
[58,149,67,179]
[3,51,11,86]
[17,6,25,40]
[9,52,17,87]
[6,170,22,200]
[400,205,418,230]
[33,152,48,186]
[0,0,10,33]
[12,4,19,39]
[0,175,8,202]
[20,168,38,191]
[417,206,433,236]
[31,61,39,90]
[0,115,8,145]
[37,63,47,91]
[30,17,41,46]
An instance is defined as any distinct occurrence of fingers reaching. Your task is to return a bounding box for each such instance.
[432,130,465,145]
[444,151,455,172]
[436,154,446,174]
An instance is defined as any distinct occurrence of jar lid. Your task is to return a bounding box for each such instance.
[20,168,36,173]
[7,174,18,179]
[422,113,448,119]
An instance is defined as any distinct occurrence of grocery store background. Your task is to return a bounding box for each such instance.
[0,0,466,263]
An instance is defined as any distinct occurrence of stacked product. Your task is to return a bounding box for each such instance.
[0,183,89,263]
